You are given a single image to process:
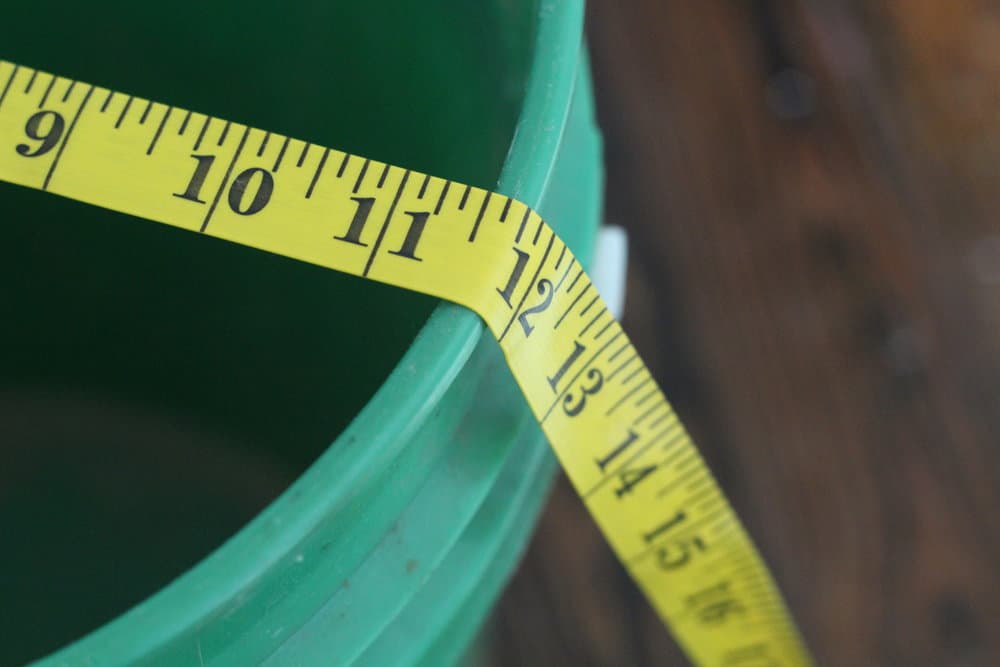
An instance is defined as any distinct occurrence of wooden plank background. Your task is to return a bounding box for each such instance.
[488,1,1000,664]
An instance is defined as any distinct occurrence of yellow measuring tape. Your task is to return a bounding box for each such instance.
[0,60,812,666]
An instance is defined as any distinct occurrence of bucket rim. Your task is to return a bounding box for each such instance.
[35,1,586,664]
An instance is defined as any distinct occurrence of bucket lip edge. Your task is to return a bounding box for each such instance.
[34,1,586,664]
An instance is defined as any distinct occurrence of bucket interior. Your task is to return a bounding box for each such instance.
[0,1,537,662]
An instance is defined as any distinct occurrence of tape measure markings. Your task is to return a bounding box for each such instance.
[0,60,813,666]
[37,73,56,107]
[0,63,20,109]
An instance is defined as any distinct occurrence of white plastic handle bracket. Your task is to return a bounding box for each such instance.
[589,225,628,320]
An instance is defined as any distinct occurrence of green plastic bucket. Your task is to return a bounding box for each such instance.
[0,1,602,664]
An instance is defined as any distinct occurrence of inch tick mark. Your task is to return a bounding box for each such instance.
[200,126,250,232]
[193,115,211,150]
[434,181,451,215]
[468,191,493,242]
[114,96,134,129]
[256,131,271,157]
[177,109,192,134]
[272,135,291,171]
[580,307,608,338]
[146,106,173,154]
[532,216,545,245]
[42,85,94,190]
[515,207,532,243]
[554,244,568,270]
[23,69,38,94]
[606,376,654,416]
[499,196,513,222]
[216,120,231,145]
[361,170,411,277]
[555,282,591,329]
[306,147,330,198]
[376,163,391,188]
[37,74,57,108]
[417,173,431,199]
[335,152,351,178]
[100,89,114,112]
[580,294,600,318]
[0,64,20,111]
[296,142,311,167]
[352,158,371,193]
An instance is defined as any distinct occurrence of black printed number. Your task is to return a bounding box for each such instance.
[388,211,430,260]
[16,110,65,157]
[596,429,638,471]
[227,167,273,215]
[174,154,273,216]
[497,247,555,337]
[563,368,604,417]
[643,510,686,543]
[335,197,430,259]
[641,513,709,568]
[686,581,744,626]
[547,341,585,392]
[517,279,554,336]
[655,536,706,570]
[336,196,374,245]
[497,247,529,307]
[174,154,215,203]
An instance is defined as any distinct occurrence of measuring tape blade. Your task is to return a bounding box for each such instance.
[0,60,813,666]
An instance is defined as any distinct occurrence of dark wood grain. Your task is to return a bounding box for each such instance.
[489,1,1000,665]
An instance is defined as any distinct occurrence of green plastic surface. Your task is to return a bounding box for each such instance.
[0,1,602,664]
